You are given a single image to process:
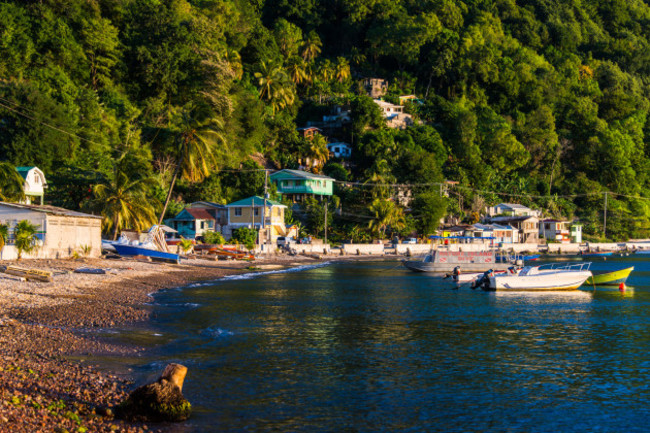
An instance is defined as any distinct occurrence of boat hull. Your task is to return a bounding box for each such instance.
[113,244,180,264]
[488,270,592,291]
[403,261,511,273]
[585,266,634,286]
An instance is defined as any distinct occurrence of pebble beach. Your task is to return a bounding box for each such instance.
[0,255,318,432]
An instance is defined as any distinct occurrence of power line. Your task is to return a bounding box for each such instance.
[0,98,105,148]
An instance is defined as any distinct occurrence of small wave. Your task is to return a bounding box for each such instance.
[200,327,235,338]
[219,261,332,282]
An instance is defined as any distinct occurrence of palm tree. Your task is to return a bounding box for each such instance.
[14,220,39,260]
[0,222,7,258]
[318,58,334,83]
[94,169,159,240]
[301,31,322,61]
[335,57,351,83]
[287,57,309,85]
[307,134,330,171]
[159,105,225,223]
[368,199,406,238]
[0,162,24,202]
[254,62,296,114]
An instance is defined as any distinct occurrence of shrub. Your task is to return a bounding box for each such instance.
[202,231,225,245]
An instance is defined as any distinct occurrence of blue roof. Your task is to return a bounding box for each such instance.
[226,196,285,207]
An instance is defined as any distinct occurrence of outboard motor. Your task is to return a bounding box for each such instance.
[472,269,493,290]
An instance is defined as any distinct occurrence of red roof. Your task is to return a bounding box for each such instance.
[185,208,215,220]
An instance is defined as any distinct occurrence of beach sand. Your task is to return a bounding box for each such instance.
[0,254,327,433]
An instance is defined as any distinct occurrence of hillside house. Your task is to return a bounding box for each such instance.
[486,203,542,218]
[223,196,288,243]
[0,202,101,259]
[362,78,388,98]
[270,169,334,203]
[373,100,414,129]
[16,166,47,205]
[187,201,228,226]
[297,126,321,140]
[327,142,352,159]
[323,106,351,126]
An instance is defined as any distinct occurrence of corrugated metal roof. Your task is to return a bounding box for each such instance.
[226,196,286,207]
[270,169,334,181]
[0,202,102,219]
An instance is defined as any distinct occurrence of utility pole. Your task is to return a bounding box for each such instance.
[324,198,328,245]
[603,191,607,238]
[263,169,269,248]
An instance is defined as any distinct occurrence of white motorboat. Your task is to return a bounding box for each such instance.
[451,266,521,284]
[481,262,592,291]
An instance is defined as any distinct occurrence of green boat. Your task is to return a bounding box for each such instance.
[585,266,634,286]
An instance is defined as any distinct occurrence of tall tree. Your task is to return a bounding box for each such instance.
[94,167,159,240]
[0,162,24,202]
[159,105,225,222]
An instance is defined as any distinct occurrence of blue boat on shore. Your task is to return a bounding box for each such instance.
[112,243,180,264]
[580,251,614,258]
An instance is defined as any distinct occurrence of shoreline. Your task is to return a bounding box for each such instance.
[0,254,387,432]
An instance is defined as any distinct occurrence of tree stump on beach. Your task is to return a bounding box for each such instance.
[115,363,191,422]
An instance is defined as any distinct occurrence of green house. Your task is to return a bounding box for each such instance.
[270,169,334,202]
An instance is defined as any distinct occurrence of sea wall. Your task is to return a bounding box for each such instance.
[342,244,385,255]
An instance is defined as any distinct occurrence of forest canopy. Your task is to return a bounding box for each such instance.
[2,0,650,241]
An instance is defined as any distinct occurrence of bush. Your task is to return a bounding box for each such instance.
[203,231,225,245]
[231,227,257,250]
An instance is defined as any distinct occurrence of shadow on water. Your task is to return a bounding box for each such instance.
[91,258,650,432]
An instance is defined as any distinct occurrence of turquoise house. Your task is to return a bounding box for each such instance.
[270,169,334,203]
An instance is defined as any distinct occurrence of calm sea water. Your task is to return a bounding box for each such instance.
[101,256,650,432]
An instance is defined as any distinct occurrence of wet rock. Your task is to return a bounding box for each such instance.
[115,364,191,422]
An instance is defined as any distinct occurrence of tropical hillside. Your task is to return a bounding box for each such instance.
[1,0,650,241]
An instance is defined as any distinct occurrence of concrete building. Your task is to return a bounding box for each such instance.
[490,216,540,244]
[570,223,583,243]
[539,219,571,244]
[16,166,47,205]
[0,202,102,259]
[373,99,414,129]
[362,78,388,99]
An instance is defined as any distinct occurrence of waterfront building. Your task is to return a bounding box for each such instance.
[223,196,289,243]
[0,202,101,259]
[489,216,540,244]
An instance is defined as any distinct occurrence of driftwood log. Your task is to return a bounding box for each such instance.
[115,363,191,422]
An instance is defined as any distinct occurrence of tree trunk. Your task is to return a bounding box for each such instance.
[112,214,120,241]
[159,156,183,224]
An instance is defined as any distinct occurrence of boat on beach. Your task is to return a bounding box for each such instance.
[111,225,181,264]
[585,266,634,286]
[480,262,593,291]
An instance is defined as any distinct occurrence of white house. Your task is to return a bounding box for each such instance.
[486,203,542,218]
[0,202,102,259]
[327,142,352,158]
[373,99,414,129]
[16,166,47,205]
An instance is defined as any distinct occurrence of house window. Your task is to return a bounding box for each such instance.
[201,221,205,229]
[235,208,242,216]
[254,208,259,216]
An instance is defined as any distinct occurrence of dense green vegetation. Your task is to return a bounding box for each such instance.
[2,0,650,241]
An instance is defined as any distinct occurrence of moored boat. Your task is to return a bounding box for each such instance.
[482,262,592,291]
[580,251,614,257]
[585,266,634,286]
[403,249,512,273]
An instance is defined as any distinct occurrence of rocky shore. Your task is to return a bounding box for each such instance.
[0,255,318,432]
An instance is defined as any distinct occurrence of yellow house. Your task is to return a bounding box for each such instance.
[224,196,288,242]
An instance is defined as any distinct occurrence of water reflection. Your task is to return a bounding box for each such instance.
[94,259,650,432]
